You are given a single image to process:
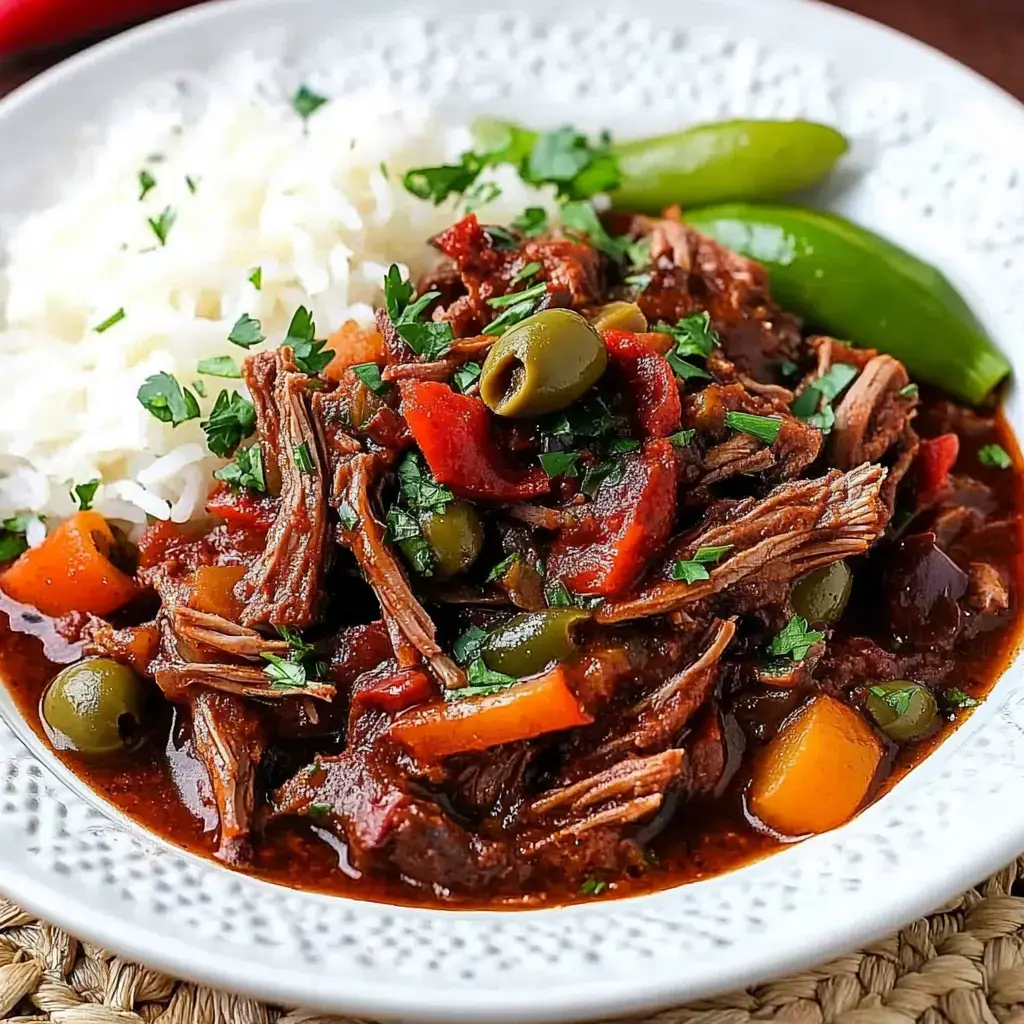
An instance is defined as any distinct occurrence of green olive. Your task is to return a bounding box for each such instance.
[791,561,853,625]
[479,309,608,417]
[588,301,648,334]
[483,609,590,677]
[420,501,484,579]
[42,658,147,755]
[865,680,939,743]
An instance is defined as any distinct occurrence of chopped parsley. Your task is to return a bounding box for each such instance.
[137,372,200,426]
[768,615,824,661]
[668,429,695,448]
[403,154,484,205]
[484,296,545,336]
[293,441,315,474]
[657,312,719,382]
[486,553,521,582]
[201,390,256,457]
[464,180,502,212]
[978,443,1012,470]
[467,659,518,689]
[338,500,358,530]
[452,625,489,665]
[213,444,265,492]
[93,308,125,333]
[185,175,198,195]
[197,355,242,379]
[261,653,309,690]
[544,580,602,610]
[192,380,207,398]
[671,545,731,584]
[138,170,156,200]
[511,261,542,285]
[869,684,915,718]
[292,84,328,120]
[228,313,264,348]
[453,361,482,393]
[147,206,176,246]
[578,440,641,497]
[560,200,630,262]
[899,383,919,400]
[724,411,782,445]
[350,362,390,395]
[538,450,580,478]
[0,516,31,562]
[307,802,333,819]
[487,281,548,310]
[396,452,454,513]
[942,687,980,710]
[248,266,262,290]
[790,362,858,432]
[511,207,549,236]
[579,878,608,897]
[72,479,100,512]
[382,264,454,359]
[385,506,436,576]
[284,306,334,375]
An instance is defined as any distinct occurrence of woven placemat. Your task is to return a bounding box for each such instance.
[4,861,1024,1024]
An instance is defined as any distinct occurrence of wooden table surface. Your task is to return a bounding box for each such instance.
[1,0,1023,101]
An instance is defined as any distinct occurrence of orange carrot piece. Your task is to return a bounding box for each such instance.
[190,564,247,620]
[389,667,592,763]
[1,511,136,618]
[749,694,883,838]
[323,320,386,381]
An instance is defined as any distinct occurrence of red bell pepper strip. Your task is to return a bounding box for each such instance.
[206,482,278,531]
[916,433,959,506]
[602,329,682,438]
[547,438,680,596]
[399,381,550,501]
[352,668,437,714]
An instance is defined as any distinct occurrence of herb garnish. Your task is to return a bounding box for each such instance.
[768,615,825,661]
[899,383,919,399]
[579,878,608,897]
[385,454,455,577]
[292,84,328,120]
[657,312,719,382]
[0,516,31,561]
[137,372,200,426]
[538,451,580,478]
[396,452,454,513]
[670,545,731,584]
[667,429,695,448]
[869,684,914,718]
[214,444,265,492]
[185,175,198,195]
[486,553,521,582]
[724,411,782,445]
[248,266,262,290]
[464,180,502,212]
[790,362,858,432]
[942,687,980,710]
[93,308,125,333]
[385,506,436,576]
[261,626,326,689]
[453,362,482,393]
[350,362,390,396]
[484,296,545,336]
[228,314,264,348]
[403,154,484,205]
[452,625,489,665]
[261,653,308,689]
[382,264,454,359]
[283,306,334,374]
[72,479,100,512]
[197,355,241,379]
[560,200,630,262]
[544,580,602,610]
[511,207,549,236]
[307,802,333,819]
[486,281,548,310]
[293,442,315,474]
[138,170,156,200]
[201,390,256,457]
[192,380,207,398]
[338,501,359,530]
[147,206,176,246]
[511,261,542,285]
[979,443,1012,470]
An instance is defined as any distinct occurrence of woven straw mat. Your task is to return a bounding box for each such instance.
[5,857,1024,1024]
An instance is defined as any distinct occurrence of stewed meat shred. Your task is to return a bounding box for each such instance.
[23,207,1021,905]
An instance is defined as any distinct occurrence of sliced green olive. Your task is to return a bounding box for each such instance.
[791,560,853,625]
[42,657,147,755]
[587,301,648,334]
[420,500,484,579]
[865,680,939,743]
[479,309,607,417]
[483,608,590,678]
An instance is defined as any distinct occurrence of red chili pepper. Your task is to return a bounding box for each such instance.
[352,668,437,714]
[399,381,550,501]
[0,0,197,56]
[205,482,278,531]
[602,329,682,438]
[916,433,959,506]
[547,438,680,596]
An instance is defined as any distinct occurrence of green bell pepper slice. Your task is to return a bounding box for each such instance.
[684,203,1009,405]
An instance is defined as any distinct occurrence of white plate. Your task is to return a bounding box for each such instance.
[2,0,1024,1020]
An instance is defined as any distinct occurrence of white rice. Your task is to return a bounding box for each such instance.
[0,57,557,537]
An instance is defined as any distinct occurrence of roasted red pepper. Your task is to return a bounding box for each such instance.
[547,439,680,596]
[399,381,550,501]
[602,329,682,438]
[206,482,278,531]
[916,433,959,506]
[352,668,437,714]
[432,213,496,271]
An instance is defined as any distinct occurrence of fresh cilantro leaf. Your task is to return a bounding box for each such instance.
[487,281,549,310]
[486,553,521,582]
[283,306,333,374]
[464,180,501,212]
[511,207,549,236]
[524,127,619,198]
[666,351,713,382]
[185,175,198,194]
[942,687,980,710]
[192,380,207,397]
[72,479,100,511]
[452,625,489,666]
[397,320,455,361]
[694,545,732,563]
[607,438,640,455]
[467,658,518,688]
[453,361,482,393]
[292,84,328,120]
[668,429,695,448]
[671,560,710,584]
[385,506,436,576]
[138,170,156,200]
[351,362,390,395]
[768,615,825,661]
[248,266,262,290]
[485,298,543,337]
[546,580,573,607]
[147,206,175,246]
[538,451,580,478]
[580,458,626,497]
[625,272,652,294]
[137,372,200,426]
[899,383,919,399]
[383,264,414,322]
[656,312,720,358]
[308,802,333,819]
[403,153,483,205]
[197,355,241,378]
[869,684,915,718]
[724,411,782,445]
[560,200,628,262]
[790,362,858,428]
[0,515,32,561]
[579,878,608,897]
[396,453,454,513]
[979,443,1012,470]
[380,265,454,359]
[213,444,265,492]
[511,261,542,285]
[338,500,358,530]
[93,308,125,333]
[228,314,264,348]
[293,441,315,474]
[201,390,256,457]
[261,653,308,689]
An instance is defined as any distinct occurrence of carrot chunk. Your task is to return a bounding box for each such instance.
[389,667,591,763]
[1,511,136,617]
[323,320,386,381]
[190,564,247,620]
[749,694,883,838]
